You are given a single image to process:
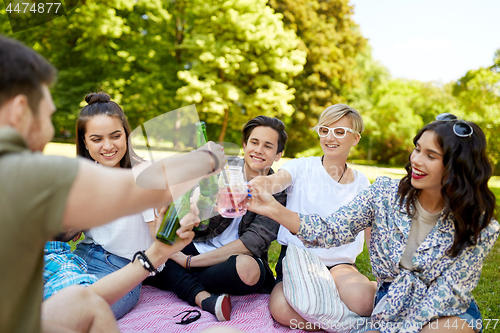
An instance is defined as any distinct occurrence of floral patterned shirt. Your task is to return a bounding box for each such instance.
[296,177,499,333]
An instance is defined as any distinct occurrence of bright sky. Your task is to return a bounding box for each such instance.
[350,0,500,83]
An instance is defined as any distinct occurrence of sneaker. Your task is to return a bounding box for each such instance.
[201,293,231,321]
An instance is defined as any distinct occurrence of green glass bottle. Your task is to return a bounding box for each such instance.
[196,121,219,196]
[156,189,192,245]
[195,121,218,230]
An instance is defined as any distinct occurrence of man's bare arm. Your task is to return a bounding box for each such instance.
[63,145,224,230]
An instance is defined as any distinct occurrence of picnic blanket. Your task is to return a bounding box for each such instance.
[118,286,308,333]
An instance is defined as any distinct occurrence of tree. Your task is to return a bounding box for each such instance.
[2,0,305,145]
[494,49,500,71]
[173,0,306,143]
[362,79,423,165]
[268,0,366,156]
[344,46,389,161]
[1,0,179,139]
[453,67,500,172]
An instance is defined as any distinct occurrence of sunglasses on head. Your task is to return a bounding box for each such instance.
[435,113,473,137]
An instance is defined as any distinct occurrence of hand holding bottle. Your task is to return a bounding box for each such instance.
[195,122,225,175]
[156,188,199,244]
[148,204,199,266]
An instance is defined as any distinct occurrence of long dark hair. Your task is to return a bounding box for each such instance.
[76,92,141,168]
[398,120,497,257]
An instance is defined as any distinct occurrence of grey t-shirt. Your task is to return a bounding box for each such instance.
[0,127,79,333]
[400,200,441,270]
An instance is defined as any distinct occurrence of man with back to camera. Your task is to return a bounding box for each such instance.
[0,35,225,333]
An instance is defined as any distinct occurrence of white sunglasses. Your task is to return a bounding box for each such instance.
[317,126,357,139]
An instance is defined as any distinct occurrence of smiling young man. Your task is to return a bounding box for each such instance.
[240,120,286,179]
[146,116,288,322]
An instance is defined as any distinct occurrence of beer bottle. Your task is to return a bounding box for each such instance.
[196,121,219,196]
[195,121,218,230]
[156,189,192,244]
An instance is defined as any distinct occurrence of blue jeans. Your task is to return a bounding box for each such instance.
[374,282,483,332]
[74,243,142,319]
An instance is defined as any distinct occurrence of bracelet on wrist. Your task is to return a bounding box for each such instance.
[185,255,194,270]
[198,149,219,173]
[133,251,158,277]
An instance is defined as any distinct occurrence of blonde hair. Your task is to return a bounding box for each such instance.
[312,104,364,135]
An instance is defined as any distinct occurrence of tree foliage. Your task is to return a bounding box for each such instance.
[2,0,306,145]
[1,0,178,138]
[453,67,500,171]
[173,0,305,143]
[268,0,366,156]
[1,1,499,172]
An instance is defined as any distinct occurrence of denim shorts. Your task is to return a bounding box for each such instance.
[74,242,142,319]
[373,282,483,333]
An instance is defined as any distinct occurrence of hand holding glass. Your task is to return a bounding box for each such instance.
[217,165,248,218]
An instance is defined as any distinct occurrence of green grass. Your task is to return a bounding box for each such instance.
[475,187,500,324]
[473,239,500,325]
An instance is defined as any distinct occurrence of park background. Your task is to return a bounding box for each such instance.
[2,0,499,328]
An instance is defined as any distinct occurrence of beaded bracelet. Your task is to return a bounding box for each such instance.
[133,251,158,277]
[198,149,219,173]
[185,255,194,270]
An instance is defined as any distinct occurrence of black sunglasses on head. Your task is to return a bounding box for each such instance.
[435,113,473,137]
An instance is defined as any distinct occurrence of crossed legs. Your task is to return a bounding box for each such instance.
[270,264,376,329]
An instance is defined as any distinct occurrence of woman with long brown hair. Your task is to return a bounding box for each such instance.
[73,92,157,319]
[249,114,499,333]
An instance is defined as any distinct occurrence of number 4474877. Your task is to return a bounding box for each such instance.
[6,2,62,14]
[442,319,498,330]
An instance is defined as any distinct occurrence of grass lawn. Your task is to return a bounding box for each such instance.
[47,142,500,327]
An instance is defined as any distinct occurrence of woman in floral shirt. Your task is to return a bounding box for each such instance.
[248,115,499,333]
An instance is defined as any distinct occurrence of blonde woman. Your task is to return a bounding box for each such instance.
[252,104,376,329]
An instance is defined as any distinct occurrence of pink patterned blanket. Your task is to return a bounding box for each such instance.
[118,286,307,333]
